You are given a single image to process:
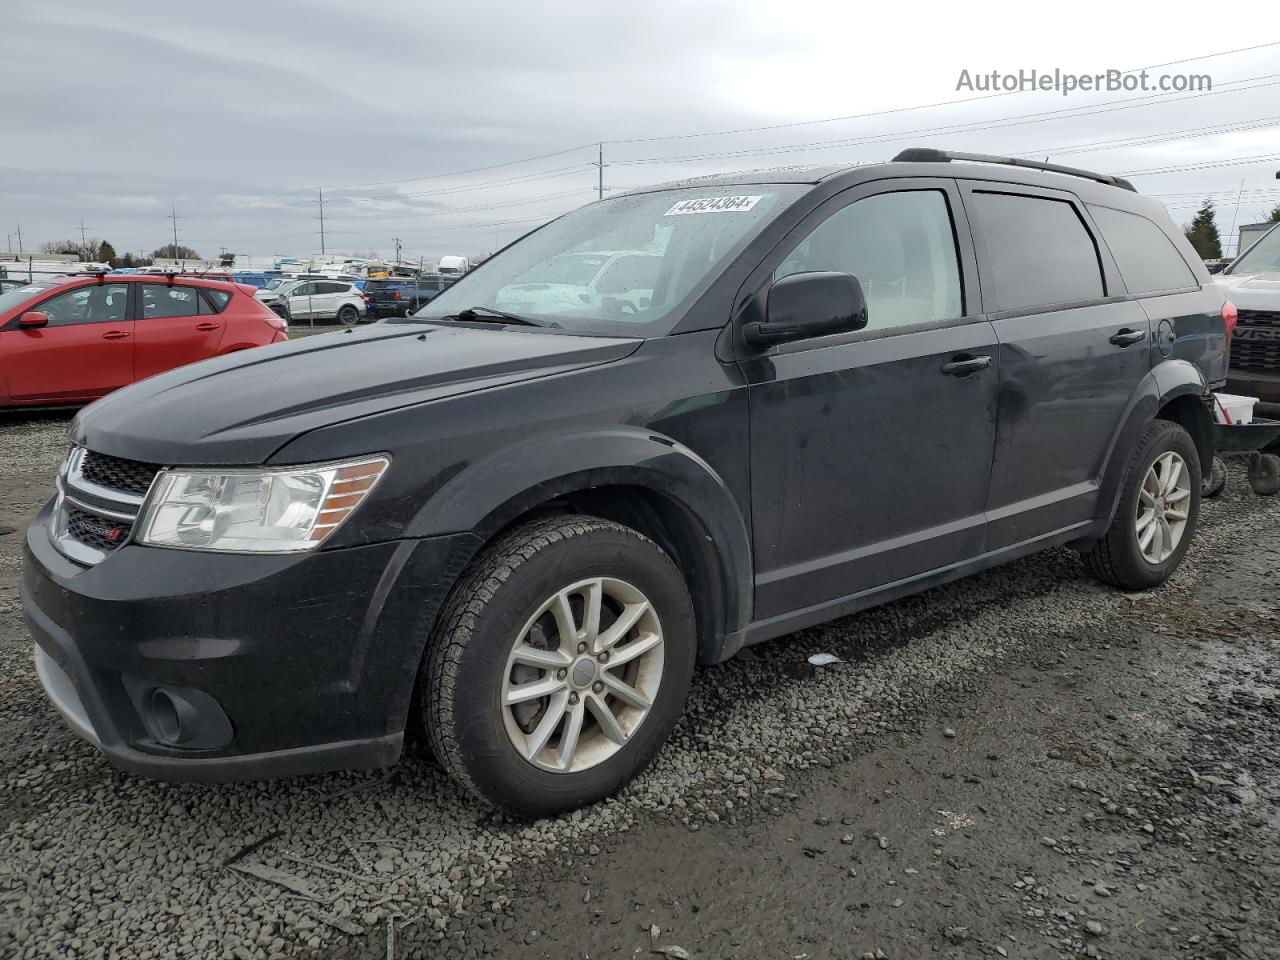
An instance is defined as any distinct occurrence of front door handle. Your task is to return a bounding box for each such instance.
[1109,328,1147,347]
[101,330,130,340]
[195,322,221,332]
[941,355,992,377]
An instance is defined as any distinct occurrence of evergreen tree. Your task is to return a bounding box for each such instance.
[1183,200,1222,259]
[1267,203,1280,224]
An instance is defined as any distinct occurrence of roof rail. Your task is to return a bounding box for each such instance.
[892,148,1137,192]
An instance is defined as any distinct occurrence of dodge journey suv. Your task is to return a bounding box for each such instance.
[24,149,1229,816]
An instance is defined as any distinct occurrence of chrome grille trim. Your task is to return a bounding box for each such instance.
[52,447,157,565]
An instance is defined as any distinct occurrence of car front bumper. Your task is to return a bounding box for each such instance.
[22,499,479,782]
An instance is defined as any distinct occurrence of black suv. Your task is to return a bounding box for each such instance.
[23,150,1228,816]
[362,276,450,319]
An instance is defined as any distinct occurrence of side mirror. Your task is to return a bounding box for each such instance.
[744,272,868,348]
[18,311,49,328]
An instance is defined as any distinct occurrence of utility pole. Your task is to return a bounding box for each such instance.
[16,223,23,254]
[1226,177,1247,257]
[394,237,402,265]
[169,204,180,257]
[595,142,605,200]
[79,219,90,256]
[318,188,326,256]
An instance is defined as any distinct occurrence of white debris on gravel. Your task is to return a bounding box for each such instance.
[1,417,1277,959]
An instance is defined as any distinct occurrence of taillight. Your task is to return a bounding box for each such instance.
[393,290,401,299]
[1223,300,1238,346]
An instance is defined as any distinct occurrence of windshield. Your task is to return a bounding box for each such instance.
[399,185,802,336]
[0,280,58,315]
[1229,223,1280,274]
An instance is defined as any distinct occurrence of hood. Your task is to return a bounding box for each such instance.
[1215,271,1280,309]
[74,323,641,465]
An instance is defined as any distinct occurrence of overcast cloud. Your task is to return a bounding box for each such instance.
[2,0,1278,262]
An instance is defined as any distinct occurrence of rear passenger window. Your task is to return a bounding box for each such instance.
[776,190,963,331]
[142,285,201,319]
[973,192,1104,312]
[1087,205,1197,295]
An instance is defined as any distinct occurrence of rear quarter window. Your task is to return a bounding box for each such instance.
[201,288,232,312]
[1087,205,1198,295]
[972,191,1105,313]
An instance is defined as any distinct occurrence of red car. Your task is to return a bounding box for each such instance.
[0,273,287,408]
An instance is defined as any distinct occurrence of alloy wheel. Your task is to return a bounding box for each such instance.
[1136,450,1191,564]
[500,577,664,773]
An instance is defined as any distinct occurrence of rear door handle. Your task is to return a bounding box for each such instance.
[1109,328,1147,347]
[195,322,221,331]
[101,330,130,340]
[941,355,992,377]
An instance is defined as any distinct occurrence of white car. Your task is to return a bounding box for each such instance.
[1215,222,1280,406]
[262,279,368,326]
[495,251,660,318]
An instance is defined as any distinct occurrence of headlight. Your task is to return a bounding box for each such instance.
[136,456,389,553]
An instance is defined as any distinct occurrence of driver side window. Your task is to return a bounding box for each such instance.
[37,284,130,327]
[776,190,963,331]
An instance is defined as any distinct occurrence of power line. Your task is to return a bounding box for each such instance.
[1119,152,1280,176]
[320,142,598,190]
[609,74,1280,167]
[606,40,1280,146]
[1016,115,1280,159]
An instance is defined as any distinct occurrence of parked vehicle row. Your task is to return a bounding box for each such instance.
[24,149,1230,818]
[0,274,286,408]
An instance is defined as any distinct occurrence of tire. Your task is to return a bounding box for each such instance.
[336,305,359,326]
[1085,419,1201,590]
[1247,453,1280,496]
[422,515,696,817]
[270,303,289,320]
[1202,456,1228,499]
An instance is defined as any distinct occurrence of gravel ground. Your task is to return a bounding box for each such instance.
[1,412,1277,960]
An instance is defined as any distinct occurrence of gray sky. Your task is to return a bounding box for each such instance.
[2,0,1278,263]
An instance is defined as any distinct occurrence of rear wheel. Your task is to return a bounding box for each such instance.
[336,305,359,326]
[1085,419,1201,590]
[1247,453,1280,496]
[1202,456,1227,499]
[422,516,695,816]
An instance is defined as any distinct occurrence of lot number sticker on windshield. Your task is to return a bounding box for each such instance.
[665,195,763,216]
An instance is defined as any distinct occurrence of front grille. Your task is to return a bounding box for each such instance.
[65,505,132,552]
[1238,309,1280,328]
[1231,339,1280,372]
[80,450,159,496]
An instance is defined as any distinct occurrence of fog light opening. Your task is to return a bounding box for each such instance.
[148,688,192,746]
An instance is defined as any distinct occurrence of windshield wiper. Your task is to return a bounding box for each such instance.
[445,306,549,327]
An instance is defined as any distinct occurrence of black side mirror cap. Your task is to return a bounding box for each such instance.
[744,271,869,349]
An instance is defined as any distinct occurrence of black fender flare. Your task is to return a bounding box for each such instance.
[1093,359,1211,533]
[405,427,753,662]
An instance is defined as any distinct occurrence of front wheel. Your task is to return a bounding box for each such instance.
[1085,419,1201,590]
[421,516,696,817]
[336,305,360,326]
